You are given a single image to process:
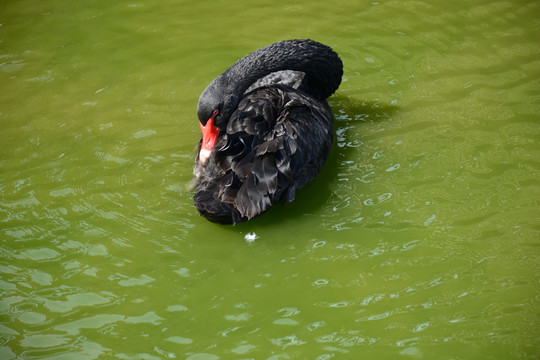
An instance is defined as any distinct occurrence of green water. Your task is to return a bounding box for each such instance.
[1,0,539,358]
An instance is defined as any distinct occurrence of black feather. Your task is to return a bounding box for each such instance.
[252,155,279,195]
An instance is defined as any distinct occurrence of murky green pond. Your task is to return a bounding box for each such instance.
[1,0,539,359]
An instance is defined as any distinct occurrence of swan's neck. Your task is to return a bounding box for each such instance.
[198,39,343,125]
[222,39,342,100]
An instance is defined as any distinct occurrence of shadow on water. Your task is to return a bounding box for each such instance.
[233,97,399,230]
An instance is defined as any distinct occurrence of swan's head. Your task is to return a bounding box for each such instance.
[196,80,239,163]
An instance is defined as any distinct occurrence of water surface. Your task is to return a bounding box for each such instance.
[1,0,539,359]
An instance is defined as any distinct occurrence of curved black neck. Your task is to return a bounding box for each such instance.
[224,39,342,99]
[197,39,343,127]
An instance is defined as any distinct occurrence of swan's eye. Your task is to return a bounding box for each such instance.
[212,110,219,117]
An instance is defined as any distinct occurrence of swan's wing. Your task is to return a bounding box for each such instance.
[218,87,333,221]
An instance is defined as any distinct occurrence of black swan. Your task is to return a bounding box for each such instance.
[192,39,343,224]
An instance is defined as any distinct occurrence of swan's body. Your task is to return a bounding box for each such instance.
[192,39,343,224]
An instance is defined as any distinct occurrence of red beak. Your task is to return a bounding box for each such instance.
[199,110,219,163]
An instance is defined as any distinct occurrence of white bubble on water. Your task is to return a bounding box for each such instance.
[244,232,259,243]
